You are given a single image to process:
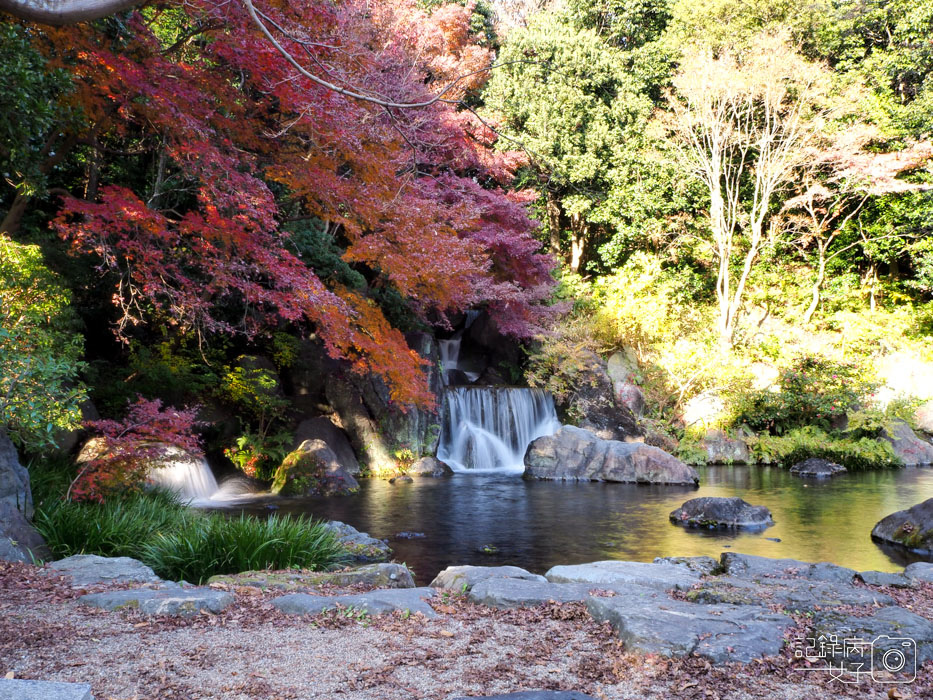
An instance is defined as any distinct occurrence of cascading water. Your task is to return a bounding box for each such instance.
[148,447,220,503]
[437,386,561,473]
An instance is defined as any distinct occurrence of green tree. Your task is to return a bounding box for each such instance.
[0,235,85,451]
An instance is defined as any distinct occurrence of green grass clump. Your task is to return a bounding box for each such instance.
[143,512,349,583]
[34,490,349,583]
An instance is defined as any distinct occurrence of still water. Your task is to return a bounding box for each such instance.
[232,465,933,584]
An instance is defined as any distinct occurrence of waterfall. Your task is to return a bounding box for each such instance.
[437,386,560,473]
[148,447,220,503]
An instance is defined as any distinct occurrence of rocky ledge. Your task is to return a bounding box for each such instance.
[523,425,699,485]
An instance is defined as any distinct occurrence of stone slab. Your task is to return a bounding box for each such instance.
[0,679,93,699]
[468,578,629,609]
[49,555,161,587]
[720,553,855,584]
[653,556,720,575]
[273,587,437,618]
[546,560,700,591]
[79,587,233,616]
[451,693,597,700]
[857,570,917,588]
[587,594,793,663]
[688,576,895,609]
[431,565,546,591]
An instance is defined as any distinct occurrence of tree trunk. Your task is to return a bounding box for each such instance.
[803,254,826,324]
[545,189,561,259]
[0,193,29,236]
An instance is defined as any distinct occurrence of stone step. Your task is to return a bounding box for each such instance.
[0,679,93,700]
[272,587,437,617]
[79,587,233,616]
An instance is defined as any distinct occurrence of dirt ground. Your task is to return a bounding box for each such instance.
[2,561,931,700]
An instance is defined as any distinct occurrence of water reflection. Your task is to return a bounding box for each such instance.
[228,465,933,584]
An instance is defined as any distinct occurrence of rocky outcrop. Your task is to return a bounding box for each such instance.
[406,456,453,477]
[0,502,51,563]
[701,429,750,464]
[271,440,359,496]
[872,497,933,553]
[0,429,32,518]
[881,419,933,466]
[670,497,773,530]
[606,350,645,416]
[917,400,933,436]
[523,426,699,485]
[568,351,642,442]
[292,417,360,475]
[790,457,847,478]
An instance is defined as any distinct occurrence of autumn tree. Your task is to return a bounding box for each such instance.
[1,0,555,412]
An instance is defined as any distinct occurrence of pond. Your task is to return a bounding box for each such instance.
[226,465,933,585]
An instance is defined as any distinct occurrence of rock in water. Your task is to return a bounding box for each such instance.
[789,458,847,478]
[292,417,360,475]
[671,497,773,529]
[271,439,359,496]
[524,426,699,485]
[406,456,453,477]
[872,497,933,553]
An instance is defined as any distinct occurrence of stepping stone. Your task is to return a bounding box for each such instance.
[79,587,233,616]
[546,560,700,591]
[430,565,545,591]
[688,576,895,609]
[451,693,597,699]
[904,562,933,583]
[207,563,415,591]
[720,553,855,584]
[0,679,94,700]
[587,594,793,663]
[273,587,437,617]
[468,578,625,609]
[857,570,917,588]
[49,555,161,587]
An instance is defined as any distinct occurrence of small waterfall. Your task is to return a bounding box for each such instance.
[148,447,220,502]
[437,386,560,472]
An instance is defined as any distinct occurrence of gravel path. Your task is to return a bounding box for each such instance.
[0,562,928,699]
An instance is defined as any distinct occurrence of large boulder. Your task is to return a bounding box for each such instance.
[872,497,933,553]
[271,440,359,496]
[0,429,32,518]
[524,426,699,485]
[406,456,453,477]
[292,417,360,475]
[881,419,933,466]
[670,497,773,530]
[701,429,750,464]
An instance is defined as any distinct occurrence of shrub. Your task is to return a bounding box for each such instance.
[729,355,877,435]
[747,427,901,471]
